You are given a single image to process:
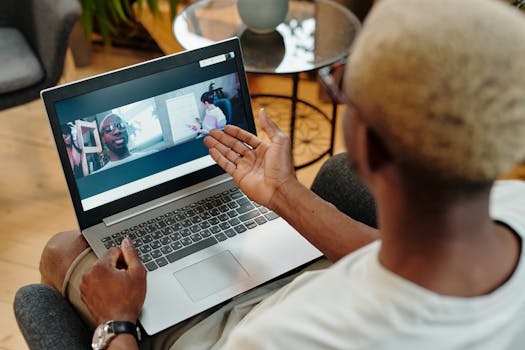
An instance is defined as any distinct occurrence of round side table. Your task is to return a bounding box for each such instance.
[174,0,360,168]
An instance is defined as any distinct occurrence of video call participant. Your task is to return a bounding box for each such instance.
[61,123,83,178]
[95,113,162,173]
[99,114,131,163]
[189,91,227,135]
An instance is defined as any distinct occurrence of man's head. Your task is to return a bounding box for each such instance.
[201,91,215,108]
[61,124,73,148]
[100,114,130,161]
[343,0,525,192]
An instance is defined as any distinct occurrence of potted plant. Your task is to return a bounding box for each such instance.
[79,0,180,46]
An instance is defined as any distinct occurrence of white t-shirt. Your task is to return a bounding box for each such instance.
[202,106,227,133]
[222,180,525,350]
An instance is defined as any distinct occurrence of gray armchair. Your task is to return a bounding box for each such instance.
[0,0,81,110]
[14,154,377,349]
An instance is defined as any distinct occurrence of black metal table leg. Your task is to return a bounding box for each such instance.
[290,73,299,152]
[329,100,338,156]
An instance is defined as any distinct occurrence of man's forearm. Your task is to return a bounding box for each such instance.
[270,179,380,262]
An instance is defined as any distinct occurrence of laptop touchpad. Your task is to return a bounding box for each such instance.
[173,250,250,302]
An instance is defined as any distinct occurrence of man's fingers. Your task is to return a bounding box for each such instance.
[258,109,281,141]
[206,129,251,156]
[205,133,233,154]
[209,148,237,175]
[205,134,245,164]
[221,125,263,151]
[101,247,122,268]
[121,237,145,275]
[223,126,262,150]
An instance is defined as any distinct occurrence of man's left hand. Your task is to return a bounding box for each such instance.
[203,109,296,210]
[80,237,147,325]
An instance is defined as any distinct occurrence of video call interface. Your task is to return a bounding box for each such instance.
[55,52,250,210]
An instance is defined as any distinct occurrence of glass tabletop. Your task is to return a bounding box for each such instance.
[174,0,361,74]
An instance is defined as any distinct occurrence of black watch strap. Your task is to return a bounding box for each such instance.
[111,321,141,343]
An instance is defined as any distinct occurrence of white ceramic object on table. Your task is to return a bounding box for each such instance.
[237,0,289,34]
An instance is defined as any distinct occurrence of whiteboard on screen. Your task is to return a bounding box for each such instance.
[166,93,200,145]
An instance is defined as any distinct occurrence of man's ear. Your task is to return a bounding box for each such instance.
[363,127,392,173]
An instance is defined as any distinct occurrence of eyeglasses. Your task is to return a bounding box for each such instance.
[318,63,353,107]
[101,122,126,134]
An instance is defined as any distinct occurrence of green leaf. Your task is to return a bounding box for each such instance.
[94,0,112,46]
[79,0,94,41]
[110,0,128,22]
[147,0,160,16]
[168,0,180,20]
[107,0,119,22]
[122,0,133,17]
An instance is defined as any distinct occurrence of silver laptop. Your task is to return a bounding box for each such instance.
[42,38,321,335]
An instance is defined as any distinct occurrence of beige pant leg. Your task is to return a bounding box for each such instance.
[61,247,98,329]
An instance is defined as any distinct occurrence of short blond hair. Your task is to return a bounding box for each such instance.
[346,0,525,183]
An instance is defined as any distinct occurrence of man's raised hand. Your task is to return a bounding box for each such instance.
[204,109,296,209]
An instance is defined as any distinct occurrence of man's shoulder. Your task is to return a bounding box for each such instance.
[209,106,226,118]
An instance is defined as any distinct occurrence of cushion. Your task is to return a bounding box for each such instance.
[0,27,44,94]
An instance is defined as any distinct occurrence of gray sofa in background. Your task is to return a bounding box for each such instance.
[0,0,80,110]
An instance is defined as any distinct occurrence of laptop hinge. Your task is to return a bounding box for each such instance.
[102,174,232,227]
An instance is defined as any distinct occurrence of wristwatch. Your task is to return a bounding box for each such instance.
[92,320,141,350]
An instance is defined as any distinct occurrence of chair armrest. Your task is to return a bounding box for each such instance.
[14,284,92,350]
[310,153,377,228]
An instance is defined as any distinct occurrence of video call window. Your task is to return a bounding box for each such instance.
[61,73,240,178]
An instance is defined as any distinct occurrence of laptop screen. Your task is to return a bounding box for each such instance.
[44,39,254,225]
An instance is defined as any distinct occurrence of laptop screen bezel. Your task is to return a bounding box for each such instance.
[42,38,255,230]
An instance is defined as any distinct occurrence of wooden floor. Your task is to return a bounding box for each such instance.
[0,46,346,349]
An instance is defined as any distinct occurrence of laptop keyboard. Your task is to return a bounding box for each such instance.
[100,187,279,272]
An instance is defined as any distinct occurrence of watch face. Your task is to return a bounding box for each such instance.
[92,322,114,350]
